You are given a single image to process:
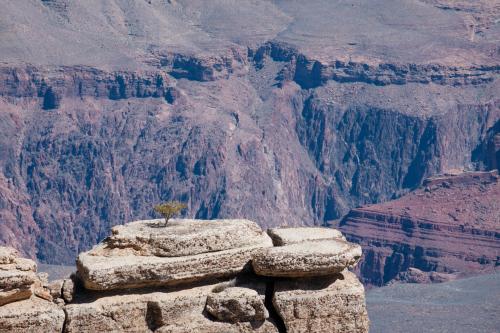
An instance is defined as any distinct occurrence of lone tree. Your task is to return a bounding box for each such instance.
[154,201,187,227]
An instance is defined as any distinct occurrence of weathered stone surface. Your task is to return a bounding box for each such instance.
[273,270,369,333]
[0,297,65,333]
[64,283,216,333]
[0,251,37,306]
[252,239,362,277]
[77,219,273,290]
[108,219,268,257]
[156,317,279,333]
[206,287,268,323]
[32,279,53,302]
[65,294,153,333]
[0,248,18,265]
[62,278,75,303]
[78,243,269,290]
[267,227,345,246]
[0,288,32,307]
[47,279,64,299]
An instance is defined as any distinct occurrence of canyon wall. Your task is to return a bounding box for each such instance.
[0,0,498,265]
[340,171,499,286]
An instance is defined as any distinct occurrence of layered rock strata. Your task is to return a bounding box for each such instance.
[252,239,362,277]
[0,247,38,306]
[77,219,273,290]
[0,219,369,332]
[340,170,500,286]
[273,271,369,333]
[0,248,66,332]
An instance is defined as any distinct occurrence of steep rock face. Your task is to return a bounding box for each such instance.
[340,171,500,286]
[0,0,498,263]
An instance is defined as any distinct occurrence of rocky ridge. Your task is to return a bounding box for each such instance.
[0,220,369,332]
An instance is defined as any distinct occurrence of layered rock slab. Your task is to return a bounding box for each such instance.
[267,227,344,246]
[252,239,362,277]
[77,219,273,290]
[108,219,267,257]
[0,247,38,306]
[64,283,216,333]
[273,270,369,333]
[340,170,500,285]
[0,297,65,333]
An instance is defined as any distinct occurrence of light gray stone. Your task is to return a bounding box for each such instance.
[0,248,18,265]
[267,227,345,246]
[107,219,268,257]
[273,270,369,333]
[64,283,216,333]
[0,255,37,306]
[252,239,362,277]
[77,219,273,290]
[0,297,65,333]
[156,317,279,333]
[62,278,75,303]
[206,287,268,323]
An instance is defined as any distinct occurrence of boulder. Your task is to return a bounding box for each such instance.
[77,219,273,290]
[252,239,362,277]
[273,270,369,333]
[267,227,345,246]
[0,297,65,333]
[206,287,268,323]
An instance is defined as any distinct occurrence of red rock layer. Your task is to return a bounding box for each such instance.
[340,170,500,286]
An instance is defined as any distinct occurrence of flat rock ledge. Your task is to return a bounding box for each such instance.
[267,227,345,246]
[1,221,368,333]
[108,219,268,257]
[77,219,273,290]
[252,239,362,277]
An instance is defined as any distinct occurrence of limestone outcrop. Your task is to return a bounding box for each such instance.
[1,219,369,332]
[77,219,273,290]
[0,248,65,332]
[252,239,362,277]
[0,247,37,306]
[273,271,369,333]
[267,227,345,246]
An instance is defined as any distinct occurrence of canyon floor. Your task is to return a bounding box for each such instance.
[367,272,500,333]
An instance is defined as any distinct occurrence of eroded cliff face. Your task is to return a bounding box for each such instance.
[0,0,498,264]
[340,171,500,286]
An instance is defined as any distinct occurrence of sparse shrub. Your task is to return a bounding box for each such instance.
[154,201,187,227]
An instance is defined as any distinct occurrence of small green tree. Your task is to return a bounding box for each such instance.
[154,201,187,227]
